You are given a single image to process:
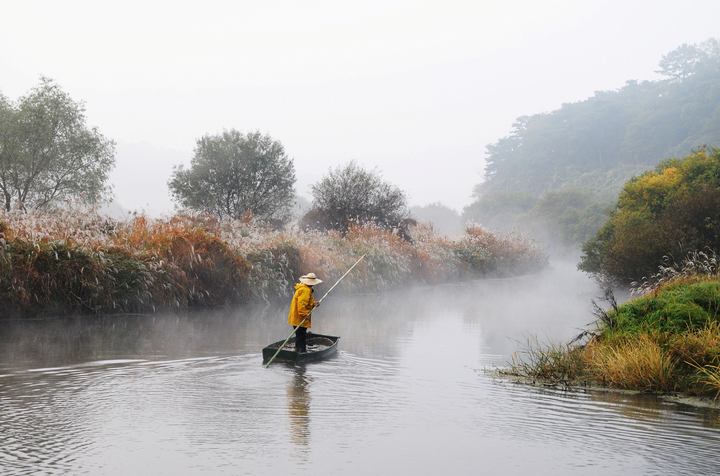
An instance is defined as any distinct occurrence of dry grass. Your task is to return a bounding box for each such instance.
[584,335,677,391]
[508,322,720,396]
[688,362,720,399]
[632,249,720,296]
[669,321,720,366]
[507,341,587,383]
[0,210,546,317]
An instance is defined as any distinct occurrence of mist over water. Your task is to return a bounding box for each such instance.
[1,263,719,475]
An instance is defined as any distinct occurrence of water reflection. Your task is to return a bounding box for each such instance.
[287,366,312,451]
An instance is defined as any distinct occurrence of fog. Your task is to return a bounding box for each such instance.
[3,1,720,214]
[0,260,599,367]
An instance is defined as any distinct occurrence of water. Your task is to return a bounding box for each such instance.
[1,264,719,475]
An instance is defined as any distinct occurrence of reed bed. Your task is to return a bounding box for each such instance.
[0,211,546,318]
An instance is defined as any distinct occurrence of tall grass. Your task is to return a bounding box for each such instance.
[508,309,720,397]
[585,335,677,391]
[507,340,586,383]
[507,247,720,396]
[688,362,720,399]
[0,210,546,317]
[632,249,720,296]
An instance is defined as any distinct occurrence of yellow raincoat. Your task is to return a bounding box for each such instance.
[287,283,316,328]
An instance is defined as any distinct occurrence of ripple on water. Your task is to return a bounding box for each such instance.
[474,380,720,475]
[1,346,720,475]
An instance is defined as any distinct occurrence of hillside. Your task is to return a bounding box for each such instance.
[464,39,720,248]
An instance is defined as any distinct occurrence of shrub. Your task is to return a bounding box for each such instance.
[307,162,408,233]
[580,147,720,284]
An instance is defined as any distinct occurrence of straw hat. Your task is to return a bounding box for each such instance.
[299,272,323,286]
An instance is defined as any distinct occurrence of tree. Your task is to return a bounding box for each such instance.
[304,162,408,232]
[464,38,720,247]
[579,148,720,284]
[657,39,720,80]
[0,78,115,211]
[169,130,296,224]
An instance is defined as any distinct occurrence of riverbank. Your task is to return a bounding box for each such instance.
[505,275,720,400]
[495,376,720,411]
[0,211,546,318]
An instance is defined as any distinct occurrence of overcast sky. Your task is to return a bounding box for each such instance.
[2,0,719,214]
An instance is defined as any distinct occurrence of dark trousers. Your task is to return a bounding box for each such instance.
[295,326,308,353]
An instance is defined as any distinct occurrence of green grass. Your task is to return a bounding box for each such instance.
[509,278,720,398]
[610,279,720,334]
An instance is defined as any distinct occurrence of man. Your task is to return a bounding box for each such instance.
[287,272,323,353]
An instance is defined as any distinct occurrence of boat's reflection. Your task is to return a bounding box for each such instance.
[287,365,312,453]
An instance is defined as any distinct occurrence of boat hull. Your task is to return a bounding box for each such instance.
[262,333,339,365]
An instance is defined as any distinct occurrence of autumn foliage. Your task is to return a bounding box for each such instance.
[0,211,546,318]
[580,147,720,284]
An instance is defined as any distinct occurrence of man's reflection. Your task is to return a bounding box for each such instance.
[287,365,311,449]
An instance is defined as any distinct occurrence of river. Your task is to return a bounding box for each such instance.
[1,263,719,475]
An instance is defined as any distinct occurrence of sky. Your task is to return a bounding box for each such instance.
[2,0,720,215]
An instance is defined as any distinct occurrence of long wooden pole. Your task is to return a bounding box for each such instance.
[264,254,366,368]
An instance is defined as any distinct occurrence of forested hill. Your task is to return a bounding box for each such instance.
[464,39,720,247]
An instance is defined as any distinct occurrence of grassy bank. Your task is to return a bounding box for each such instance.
[0,211,546,318]
[507,273,720,398]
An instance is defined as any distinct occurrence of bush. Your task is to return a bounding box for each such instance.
[306,162,408,233]
[580,147,720,284]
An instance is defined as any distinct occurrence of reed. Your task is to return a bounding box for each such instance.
[0,210,546,317]
[506,340,587,383]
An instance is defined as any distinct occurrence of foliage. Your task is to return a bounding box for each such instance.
[0,210,546,317]
[465,39,720,247]
[657,39,720,80]
[579,148,720,284]
[304,162,408,233]
[169,130,295,225]
[0,77,115,211]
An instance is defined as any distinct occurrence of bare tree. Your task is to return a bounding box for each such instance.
[304,162,408,232]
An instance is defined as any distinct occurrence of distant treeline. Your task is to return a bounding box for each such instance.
[0,79,435,237]
[465,39,720,247]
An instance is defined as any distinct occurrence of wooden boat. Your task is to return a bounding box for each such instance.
[262,333,340,365]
